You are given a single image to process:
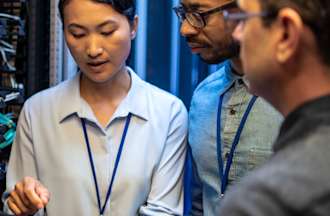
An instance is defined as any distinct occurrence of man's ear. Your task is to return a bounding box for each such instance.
[275,8,304,63]
[130,15,138,39]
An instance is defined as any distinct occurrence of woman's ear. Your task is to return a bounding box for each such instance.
[130,15,138,39]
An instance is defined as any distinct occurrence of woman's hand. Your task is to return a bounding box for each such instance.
[7,176,50,216]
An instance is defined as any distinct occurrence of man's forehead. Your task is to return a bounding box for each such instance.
[238,0,261,11]
[181,0,229,10]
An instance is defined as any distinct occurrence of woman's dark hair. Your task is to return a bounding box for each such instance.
[259,0,330,66]
[58,0,136,23]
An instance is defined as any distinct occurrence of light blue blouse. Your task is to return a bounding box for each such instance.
[4,67,188,216]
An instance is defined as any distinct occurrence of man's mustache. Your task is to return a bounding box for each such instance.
[186,37,206,45]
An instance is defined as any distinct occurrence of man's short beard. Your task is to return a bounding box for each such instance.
[200,40,240,64]
[227,40,240,60]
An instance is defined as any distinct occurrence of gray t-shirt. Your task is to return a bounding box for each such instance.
[218,95,330,216]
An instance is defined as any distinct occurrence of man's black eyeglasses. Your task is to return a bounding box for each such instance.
[173,1,237,29]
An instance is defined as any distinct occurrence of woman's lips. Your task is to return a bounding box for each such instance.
[87,61,107,66]
[87,61,108,71]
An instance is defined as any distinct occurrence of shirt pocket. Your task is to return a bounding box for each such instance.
[247,144,272,170]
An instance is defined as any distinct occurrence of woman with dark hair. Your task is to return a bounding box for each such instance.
[3,0,188,215]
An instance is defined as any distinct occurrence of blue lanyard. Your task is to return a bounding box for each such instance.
[81,113,132,216]
[216,87,257,197]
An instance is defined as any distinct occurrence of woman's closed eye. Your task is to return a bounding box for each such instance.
[100,30,115,36]
[68,27,87,39]
[71,33,86,38]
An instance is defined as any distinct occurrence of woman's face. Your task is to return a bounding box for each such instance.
[63,0,137,84]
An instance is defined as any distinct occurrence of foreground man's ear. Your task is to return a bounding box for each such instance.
[275,8,304,64]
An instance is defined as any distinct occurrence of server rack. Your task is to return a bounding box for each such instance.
[0,0,50,208]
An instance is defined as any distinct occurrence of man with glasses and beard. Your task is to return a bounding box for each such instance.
[173,0,282,215]
[218,0,330,215]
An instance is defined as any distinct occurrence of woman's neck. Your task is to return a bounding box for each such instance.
[79,66,131,127]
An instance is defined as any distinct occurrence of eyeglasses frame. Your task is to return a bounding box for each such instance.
[173,1,237,29]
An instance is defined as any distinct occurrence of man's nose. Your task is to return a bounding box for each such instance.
[180,20,199,37]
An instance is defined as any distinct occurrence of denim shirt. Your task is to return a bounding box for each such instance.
[188,60,283,216]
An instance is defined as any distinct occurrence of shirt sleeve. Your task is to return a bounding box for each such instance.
[2,103,44,216]
[139,100,188,216]
[189,156,203,216]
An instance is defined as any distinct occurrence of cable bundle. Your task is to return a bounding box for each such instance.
[0,113,15,149]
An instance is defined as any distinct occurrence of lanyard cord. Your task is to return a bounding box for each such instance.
[81,113,132,215]
[216,88,258,197]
